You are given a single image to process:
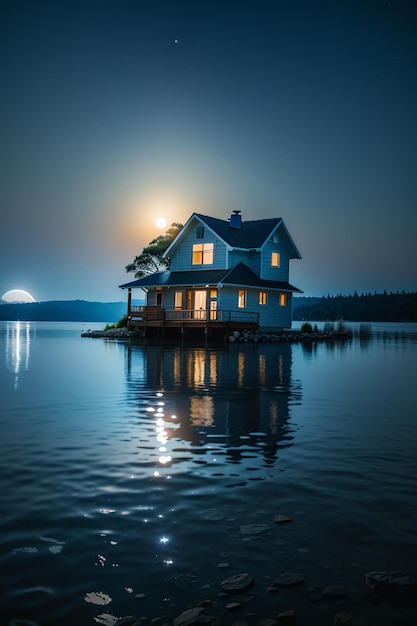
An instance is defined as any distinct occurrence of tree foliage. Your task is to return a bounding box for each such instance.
[293,291,417,322]
[126,223,183,278]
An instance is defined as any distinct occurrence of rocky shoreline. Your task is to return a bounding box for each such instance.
[81,327,354,344]
[110,567,417,626]
[88,517,416,626]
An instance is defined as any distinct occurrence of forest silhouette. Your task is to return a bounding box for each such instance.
[293,291,417,322]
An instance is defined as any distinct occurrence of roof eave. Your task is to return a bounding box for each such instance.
[222,282,302,292]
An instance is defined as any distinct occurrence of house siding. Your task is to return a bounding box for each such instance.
[171,221,228,271]
[146,288,156,305]
[260,240,290,281]
[219,286,292,329]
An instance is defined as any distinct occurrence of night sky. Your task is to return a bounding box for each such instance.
[1,0,416,302]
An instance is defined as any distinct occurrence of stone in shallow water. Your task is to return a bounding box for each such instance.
[273,572,305,587]
[365,571,417,596]
[277,610,296,625]
[173,607,212,626]
[274,515,293,524]
[221,573,254,593]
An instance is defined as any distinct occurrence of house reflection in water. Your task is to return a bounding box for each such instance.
[125,343,301,466]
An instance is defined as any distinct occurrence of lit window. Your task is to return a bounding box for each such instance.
[192,243,214,265]
[279,292,287,306]
[259,291,267,305]
[174,291,183,309]
[238,290,246,308]
[271,252,280,267]
[210,289,217,298]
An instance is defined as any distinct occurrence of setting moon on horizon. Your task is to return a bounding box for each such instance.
[155,217,167,229]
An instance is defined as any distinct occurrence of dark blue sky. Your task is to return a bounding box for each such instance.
[1,0,416,301]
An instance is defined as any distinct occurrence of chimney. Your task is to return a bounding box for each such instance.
[229,209,242,229]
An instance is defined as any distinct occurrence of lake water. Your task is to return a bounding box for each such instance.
[1,321,416,626]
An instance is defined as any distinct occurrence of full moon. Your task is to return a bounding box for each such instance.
[1,289,36,303]
[155,217,167,229]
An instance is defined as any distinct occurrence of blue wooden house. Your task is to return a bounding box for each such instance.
[120,211,301,337]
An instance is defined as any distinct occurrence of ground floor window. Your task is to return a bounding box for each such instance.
[259,291,267,305]
[279,292,287,306]
[238,289,246,308]
[174,291,183,309]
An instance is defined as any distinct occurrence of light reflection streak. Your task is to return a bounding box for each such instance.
[147,392,175,468]
[5,321,32,389]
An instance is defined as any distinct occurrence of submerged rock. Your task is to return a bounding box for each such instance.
[365,571,417,598]
[277,610,296,625]
[173,606,212,626]
[274,515,293,524]
[221,573,254,593]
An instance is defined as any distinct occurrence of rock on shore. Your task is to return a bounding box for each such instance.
[81,328,131,338]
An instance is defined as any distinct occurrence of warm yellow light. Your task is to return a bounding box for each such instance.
[155,217,167,229]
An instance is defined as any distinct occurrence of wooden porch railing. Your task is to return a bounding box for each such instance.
[129,305,258,325]
[130,305,163,320]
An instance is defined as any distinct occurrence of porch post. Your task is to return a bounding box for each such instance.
[127,288,132,328]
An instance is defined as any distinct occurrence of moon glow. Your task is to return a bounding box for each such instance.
[1,289,36,303]
[155,217,167,229]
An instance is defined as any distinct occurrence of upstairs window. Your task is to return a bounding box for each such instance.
[259,291,267,305]
[271,252,280,267]
[238,290,246,308]
[192,243,214,265]
[279,292,287,306]
[196,226,205,239]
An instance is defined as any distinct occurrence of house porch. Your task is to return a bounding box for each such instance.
[126,305,259,340]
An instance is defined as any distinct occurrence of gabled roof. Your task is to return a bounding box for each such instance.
[221,262,302,292]
[195,214,282,249]
[163,212,301,258]
[120,263,302,292]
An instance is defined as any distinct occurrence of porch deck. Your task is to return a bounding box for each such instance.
[127,305,259,338]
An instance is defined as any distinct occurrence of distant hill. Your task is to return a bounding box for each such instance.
[0,300,128,322]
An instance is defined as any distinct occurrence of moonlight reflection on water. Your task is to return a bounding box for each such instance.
[0,322,416,625]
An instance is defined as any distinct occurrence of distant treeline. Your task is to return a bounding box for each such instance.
[0,300,127,322]
[293,291,417,322]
